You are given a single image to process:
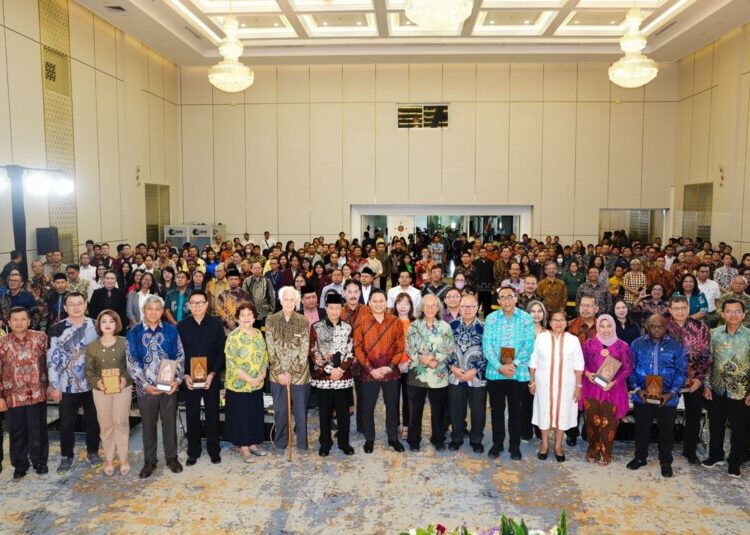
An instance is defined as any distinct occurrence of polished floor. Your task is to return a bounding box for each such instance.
[1,402,749,535]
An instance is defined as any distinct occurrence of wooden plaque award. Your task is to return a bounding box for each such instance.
[645,374,663,405]
[102,368,121,394]
[500,347,515,365]
[593,355,621,388]
[191,356,208,389]
[157,359,177,392]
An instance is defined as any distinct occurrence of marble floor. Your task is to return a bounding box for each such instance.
[1,403,749,535]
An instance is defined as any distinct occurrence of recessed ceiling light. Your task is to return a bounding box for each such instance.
[523,20,530,24]
[356,21,362,26]
[405,20,411,25]
[609,20,616,24]
[322,21,328,26]
[489,20,495,25]
[574,20,580,24]
[241,23,246,27]
[273,22,279,27]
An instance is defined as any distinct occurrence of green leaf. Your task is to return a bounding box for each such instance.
[501,516,512,535]
[560,510,567,535]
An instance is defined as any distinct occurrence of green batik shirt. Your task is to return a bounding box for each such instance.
[709,324,750,400]
[406,318,454,388]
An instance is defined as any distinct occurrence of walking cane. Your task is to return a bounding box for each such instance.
[286,382,293,462]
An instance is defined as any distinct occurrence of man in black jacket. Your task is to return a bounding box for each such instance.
[177,290,226,466]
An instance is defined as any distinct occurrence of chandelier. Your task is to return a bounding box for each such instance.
[208,15,254,93]
[404,0,473,30]
[608,8,658,88]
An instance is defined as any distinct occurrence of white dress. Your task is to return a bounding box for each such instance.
[531,331,585,431]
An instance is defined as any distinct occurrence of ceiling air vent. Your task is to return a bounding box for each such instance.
[398,104,449,129]
[105,5,126,12]
[184,25,203,40]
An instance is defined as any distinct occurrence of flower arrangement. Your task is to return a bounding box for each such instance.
[400,511,567,535]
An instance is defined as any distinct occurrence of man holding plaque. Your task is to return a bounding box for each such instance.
[627,314,687,477]
[482,286,535,460]
[178,290,226,466]
[665,295,711,464]
[126,295,185,478]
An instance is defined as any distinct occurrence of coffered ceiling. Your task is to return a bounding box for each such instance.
[77,0,750,65]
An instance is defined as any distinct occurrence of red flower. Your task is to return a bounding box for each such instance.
[437,525,447,534]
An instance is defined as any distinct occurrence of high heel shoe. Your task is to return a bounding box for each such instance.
[554,448,566,462]
[537,448,548,461]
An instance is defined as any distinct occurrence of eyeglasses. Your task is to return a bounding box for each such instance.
[723,310,745,316]
[189,301,208,306]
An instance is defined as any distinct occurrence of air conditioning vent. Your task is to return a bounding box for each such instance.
[105,5,126,12]
[184,25,203,40]
[398,104,449,129]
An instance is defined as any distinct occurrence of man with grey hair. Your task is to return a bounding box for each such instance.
[265,286,311,450]
[126,294,185,478]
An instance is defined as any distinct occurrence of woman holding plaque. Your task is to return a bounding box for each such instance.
[224,301,269,462]
[529,310,584,462]
[84,310,132,476]
[580,315,633,465]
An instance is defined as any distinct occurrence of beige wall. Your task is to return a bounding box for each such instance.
[674,22,750,254]
[180,61,678,247]
[0,0,181,259]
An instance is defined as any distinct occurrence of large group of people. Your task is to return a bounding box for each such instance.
[0,229,748,483]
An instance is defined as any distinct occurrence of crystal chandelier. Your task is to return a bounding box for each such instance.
[208,15,254,93]
[608,8,658,88]
[404,0,473,30]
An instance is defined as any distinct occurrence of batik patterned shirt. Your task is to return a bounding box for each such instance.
[47,318,98,393]
[482,307,534,382]
[309,319,354,389]
[665,317,712,383]
[406,318,453,388]
[126,321,185,397]
[446,318,486,387]
[265,311,311,385]
[0,330,48,408]
[709,325,750,400]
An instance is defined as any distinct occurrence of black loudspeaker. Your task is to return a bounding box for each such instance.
[36,227,60,255]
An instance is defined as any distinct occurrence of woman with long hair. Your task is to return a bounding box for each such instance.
[392,292,416,441]
[676,274,708,321]
[612,298,641,345]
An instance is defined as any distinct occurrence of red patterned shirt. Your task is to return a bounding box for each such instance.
[354,312,404,382]
[0,330,48,409]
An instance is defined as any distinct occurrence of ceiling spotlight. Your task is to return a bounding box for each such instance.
[610,20,616,24]
[489,20,495,25]
[241,23,246,27]
[356,21,362,25]
[322,21,328,26]
[524,20,530,25]
[274,22,279,26]
[405,20,411,25]
[574,20,580,24]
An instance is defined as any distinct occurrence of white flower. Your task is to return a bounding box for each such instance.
[408,530,417,535]
[528,530,546,535]
[549,528,559,535]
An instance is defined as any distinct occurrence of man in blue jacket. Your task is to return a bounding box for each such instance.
[626,313,687,478]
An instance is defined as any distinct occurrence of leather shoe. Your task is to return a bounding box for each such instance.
[566,436,577,447]
[13,468,27,480]
[139,463,156,479]
[661,464,673,478]
[318,447,330,457]
[363,440,374,454]
[488,444,503,458]
[210,455,221,464]
[388,440,405,452]
[35,465,49,475]
[509,448,522,460]
[471,443,484,454]
[340,445,355,455]
[409,443,420,452]
[433,442,446,451]
[448,442,461,451]
[186,457,197,466]
[626,458,647,471]
[166,458,183,474]
[684,453,701,465]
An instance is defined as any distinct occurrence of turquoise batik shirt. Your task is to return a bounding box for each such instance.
[482,307,535,382]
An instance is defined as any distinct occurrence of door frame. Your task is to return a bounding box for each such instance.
[350,204,532,241]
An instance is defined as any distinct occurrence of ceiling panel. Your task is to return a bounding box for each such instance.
[78,0,750,65]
